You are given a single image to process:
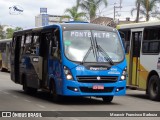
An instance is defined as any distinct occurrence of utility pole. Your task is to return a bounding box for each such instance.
[113,1,122,20]
[136,1,140,23]
[146,0,149,21]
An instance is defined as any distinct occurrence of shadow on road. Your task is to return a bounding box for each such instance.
[126,90,149,100]
[127,93,160,103]
[126,93,149,100]
[10,89,120,105]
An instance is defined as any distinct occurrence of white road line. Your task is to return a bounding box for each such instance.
[2,91,10,94]
[70,117,79,120]
[24,99,31,102]
[13,95,18,98]
[55,111,62,115]
[36,104,46,109]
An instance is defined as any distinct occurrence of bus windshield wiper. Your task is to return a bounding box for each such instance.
[81,46,93,65]
[81,37,96,65]
[97,45,114,65]
[94,37,114,65]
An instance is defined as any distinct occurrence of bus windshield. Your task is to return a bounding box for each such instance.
[63,30,124,63]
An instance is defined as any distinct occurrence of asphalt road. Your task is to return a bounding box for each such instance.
[0,72,160,120]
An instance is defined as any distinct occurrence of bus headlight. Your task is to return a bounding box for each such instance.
[64,66,73,80]
[66,74,73,80]
[120,67,127,80]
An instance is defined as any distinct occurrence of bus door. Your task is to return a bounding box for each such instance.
[129,28,143,86]
[11,36,21,83]
[6,42,11,71]
[40,32,51,87]
[48,29,62,92]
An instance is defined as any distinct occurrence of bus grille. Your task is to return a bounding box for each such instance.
[80,87,114,93]
[76,76,118,83]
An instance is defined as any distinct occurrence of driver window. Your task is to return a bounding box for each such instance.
[51,29,60,59]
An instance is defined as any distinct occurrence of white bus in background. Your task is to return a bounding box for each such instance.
[0,38,12,72]
[117,21,160,101]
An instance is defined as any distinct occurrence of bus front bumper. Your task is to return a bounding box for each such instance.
[61,80,126,96]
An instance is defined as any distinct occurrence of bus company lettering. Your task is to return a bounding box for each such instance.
[70,31,110,38]
[108,68,120,75]
[90,67,108,70]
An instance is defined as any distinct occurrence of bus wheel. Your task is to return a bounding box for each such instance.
[50,80,61,102]
[148,75,160,101]
[102,96,113,103]
[1,68,6,72]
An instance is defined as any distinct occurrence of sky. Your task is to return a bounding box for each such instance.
[0,0,137,28]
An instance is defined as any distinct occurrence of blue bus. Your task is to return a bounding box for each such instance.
[10,22,127,103]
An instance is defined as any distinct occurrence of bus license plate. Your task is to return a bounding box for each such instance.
[92,85,104,90]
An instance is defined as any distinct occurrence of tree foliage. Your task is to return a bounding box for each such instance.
[6,27,23,39]
[6,28,14,39]
[131,0,160,21]
[79,0,108,21]
[0,25,5,39]
[64,0,86,21]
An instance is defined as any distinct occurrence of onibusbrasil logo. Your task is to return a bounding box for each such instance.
[9,5,24,15]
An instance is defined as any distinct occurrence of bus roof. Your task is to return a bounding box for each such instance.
[117,21,160,30]
[0,38,12,43]
[14,23,117,35]
[60,23,116,31]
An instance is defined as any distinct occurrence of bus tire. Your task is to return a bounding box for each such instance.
[102,96,113,103]
[22,75,37,94]
[50,80,61,102]
[148,75,160,101]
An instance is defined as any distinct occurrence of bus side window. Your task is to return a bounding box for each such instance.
[1,43,6,52]
[119,30,130,54]
[24,34,32,54]
[125,41,130,54]
[32,34,40,55]
[142,29,160,54]
[119,31,125,47]
[20,36,25,54]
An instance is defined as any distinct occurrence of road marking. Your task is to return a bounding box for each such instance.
[70,117,79,120]
[13,95,18,98]
[24,99,31,102]
[2,91,10,94]
[55,111,61,115]
[36,104,46,109]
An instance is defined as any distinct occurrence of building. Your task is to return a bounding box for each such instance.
[48,15,70,25]
[91,17,143,28]
[91,17,116,28]
[117,17,135,25]
[35,8,70,27]
[35,14,49,27]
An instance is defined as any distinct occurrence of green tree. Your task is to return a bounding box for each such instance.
[80,0,108,21]
[15,27,23,31]
[64,0,86,21]
[0,25,5,39]
[6,28,14,39]
[6,27,23,39]
[131,0,160,21]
